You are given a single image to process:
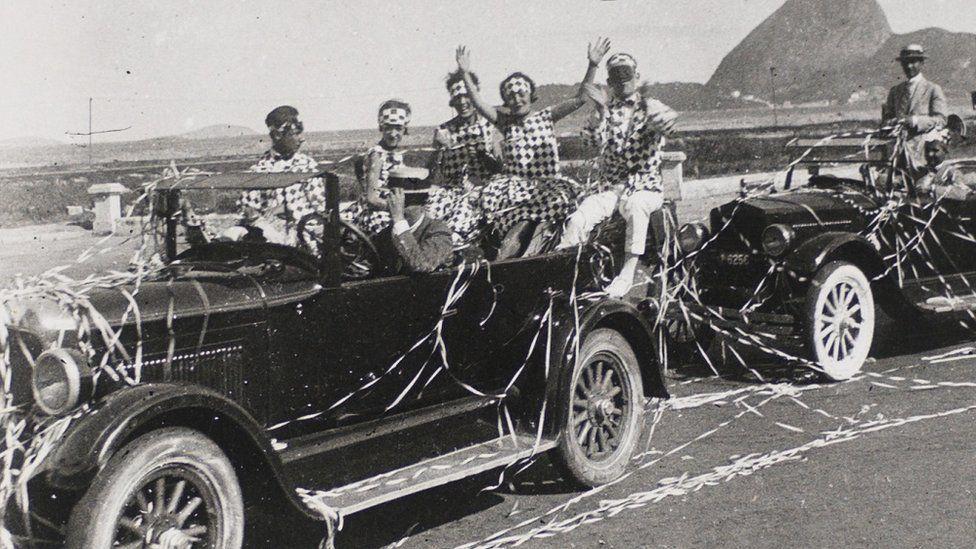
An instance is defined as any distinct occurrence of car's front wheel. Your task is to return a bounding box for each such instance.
[805,260,875,381]
[552,328,645,487]
[66,427,244,549]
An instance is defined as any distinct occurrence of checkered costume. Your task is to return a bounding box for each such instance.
[582,92,671,195]
[237,150,325,241]
[481,107,577,233]
[427,114,496,245]
[347,144,404,235]
[559,91,675,256]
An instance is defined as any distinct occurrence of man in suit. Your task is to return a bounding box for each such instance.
[378,188,454,274]
[882,45,948,173]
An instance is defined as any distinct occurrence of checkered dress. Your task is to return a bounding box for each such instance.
[435,115,497,185]
[481,107,576,233]
[348,144,404,235]
[582,93,672,195]
[237,150,325,239]
[426,115,496,245]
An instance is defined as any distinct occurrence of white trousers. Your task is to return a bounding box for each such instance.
[559,190,664,256]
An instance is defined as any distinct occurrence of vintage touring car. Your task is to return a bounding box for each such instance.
[677,134,976,380]
[3,170,668,547]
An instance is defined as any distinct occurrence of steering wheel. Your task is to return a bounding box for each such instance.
[297,213,381,281]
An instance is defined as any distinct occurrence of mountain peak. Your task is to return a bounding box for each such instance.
[706,0,892,99]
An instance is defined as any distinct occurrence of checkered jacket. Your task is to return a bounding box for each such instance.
[238,150,325,222]
[582,93,674,194]
[498,107,560,179]
[435,115,496,185]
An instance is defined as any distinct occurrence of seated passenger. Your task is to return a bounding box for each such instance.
[558,53,677,298]
[236,105,325,245]
[917,138,970,200]
[346,100,413,236]
[376,188,453,274]
[454,40,609,257]
[426,70,501,247]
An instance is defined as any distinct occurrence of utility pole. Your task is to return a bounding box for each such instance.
[66,97,131,171]
[769,67,779,127]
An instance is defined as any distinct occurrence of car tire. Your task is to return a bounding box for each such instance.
[552,328,645,487]
[805,261,875,381]
[65,427,244,549]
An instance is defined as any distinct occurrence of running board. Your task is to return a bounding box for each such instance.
[297,434,556,516]
[918,294,976,313]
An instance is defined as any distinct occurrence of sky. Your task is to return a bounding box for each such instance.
[1,0,974,142]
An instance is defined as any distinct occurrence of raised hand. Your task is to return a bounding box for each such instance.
[587,37,611,66]
[456,46,471,72]
[581,82,608,112]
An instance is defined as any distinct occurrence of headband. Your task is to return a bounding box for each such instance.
[378,106,410,127]
[607,53,638,70]
[449,80,469,99]
[502,77,531,97]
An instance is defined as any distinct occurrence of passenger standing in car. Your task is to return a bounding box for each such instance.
[238,105,325,244]
[426,70,500,246]
[347,100,410,235]
[557,53,678,298]
[454,40,610,256]
[882,45,948,175]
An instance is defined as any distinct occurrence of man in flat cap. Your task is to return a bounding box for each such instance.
[882,45,948,172]
[235,105,326,244]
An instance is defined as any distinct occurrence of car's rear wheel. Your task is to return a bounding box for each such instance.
[552,328,644,487]
[805,261,875,381]
[66,427,244,549]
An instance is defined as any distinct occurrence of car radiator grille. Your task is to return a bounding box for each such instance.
[128,343,247,401]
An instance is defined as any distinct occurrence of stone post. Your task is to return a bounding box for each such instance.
[660,151,686,202]
[87,183,129,235]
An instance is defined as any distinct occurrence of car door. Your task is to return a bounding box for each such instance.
[263,267,468,439]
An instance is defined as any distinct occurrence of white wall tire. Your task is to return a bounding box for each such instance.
[65,427,244,549]
[551,328,645,487]
[805,261,875,381]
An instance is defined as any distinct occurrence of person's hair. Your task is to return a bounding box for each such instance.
[446,69,478,92]
[265,105,299,128]
[499,72,538,103]
[378,99,411,119]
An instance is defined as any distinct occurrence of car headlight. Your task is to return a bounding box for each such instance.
[32,349,92,416]
[761,224,795,258]
[678,223,708,253]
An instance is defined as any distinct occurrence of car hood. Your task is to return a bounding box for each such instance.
[2,272,284,340]
[712,188,878,231]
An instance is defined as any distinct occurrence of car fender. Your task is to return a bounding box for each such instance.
[784,232,884,280]
[539,297,668,435]
[44,383,314,517]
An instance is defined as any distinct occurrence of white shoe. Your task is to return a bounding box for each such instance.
[605,275,633,299]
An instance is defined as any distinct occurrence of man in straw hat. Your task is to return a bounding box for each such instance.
[558,51,677,298]
[882,45,948,172]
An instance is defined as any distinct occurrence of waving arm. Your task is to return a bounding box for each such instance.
[550,37,610,123]
[456,46,498,124]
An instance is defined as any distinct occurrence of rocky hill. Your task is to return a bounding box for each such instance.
[705,0,976,106]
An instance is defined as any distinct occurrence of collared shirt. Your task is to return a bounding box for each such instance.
[392,213,424,236]
[436,114,496,185]
[238,149,325,223]
[497,107,560,179]
[582,92,673,193]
